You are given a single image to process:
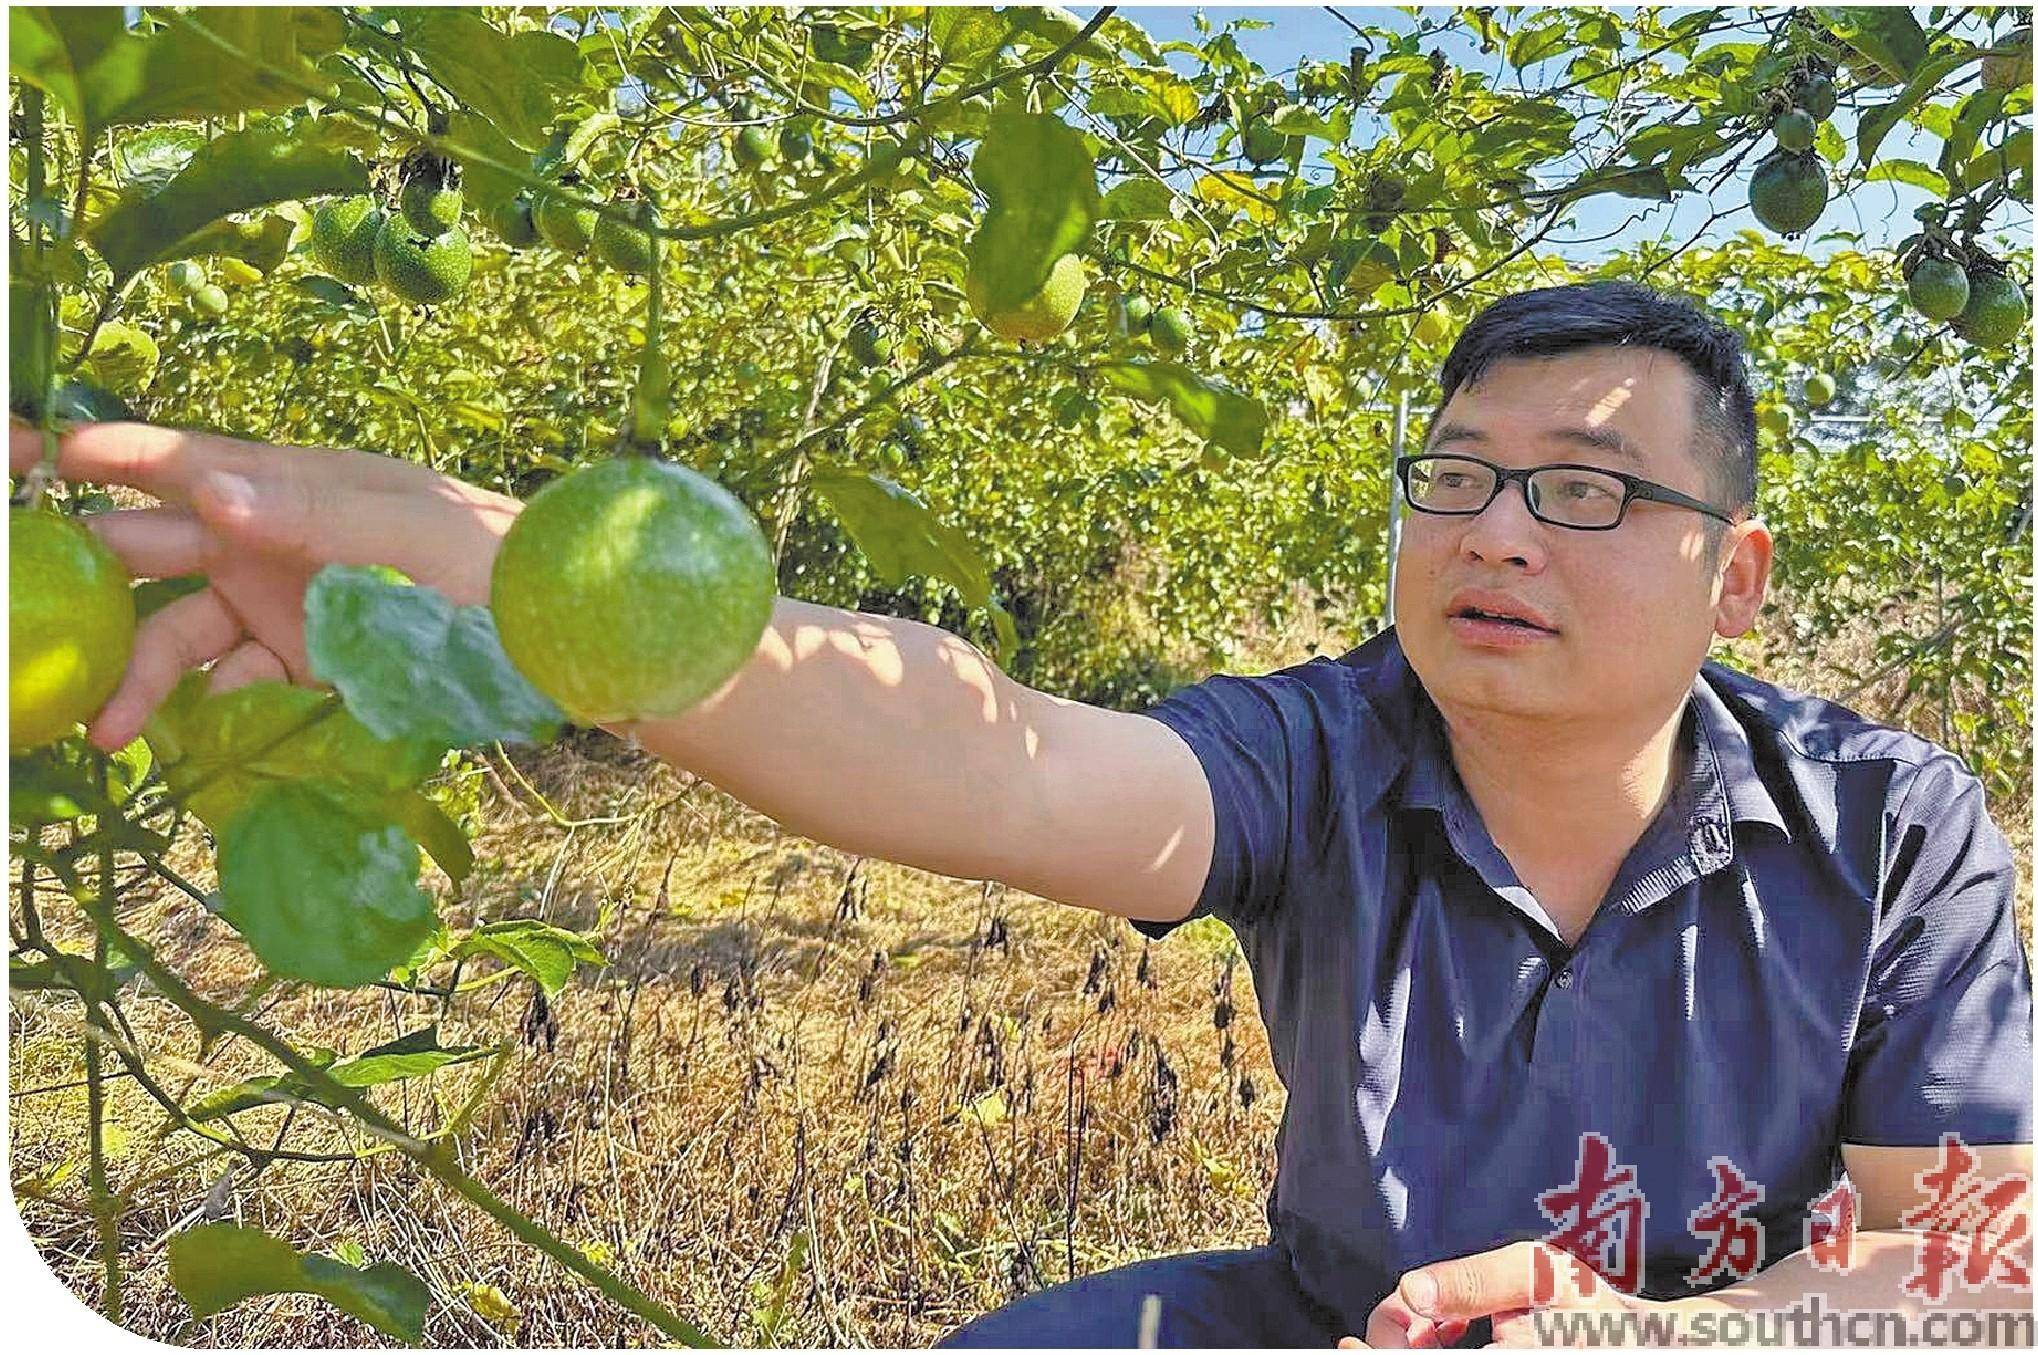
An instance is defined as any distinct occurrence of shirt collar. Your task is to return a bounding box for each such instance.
[1388,644,1794,862]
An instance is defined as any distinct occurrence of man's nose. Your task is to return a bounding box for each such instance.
[1458,477,1549,567]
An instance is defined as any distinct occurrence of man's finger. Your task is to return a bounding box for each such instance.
[83,506,217,579]
[206,639,290,697]
[85,586,242,751]
[1399,1242,1555,1322]
[9,420,245,502]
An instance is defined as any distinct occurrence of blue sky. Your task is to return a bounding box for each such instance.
[1087,4,2026,262]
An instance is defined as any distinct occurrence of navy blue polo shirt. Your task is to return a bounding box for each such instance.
[1133,627,2032,1330]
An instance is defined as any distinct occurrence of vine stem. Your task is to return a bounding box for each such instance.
[87,787,124,1322]
[76,902,716,1347]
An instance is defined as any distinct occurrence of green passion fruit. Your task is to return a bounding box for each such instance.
[1906,256,1970,321]
[310,196,385,285]
[489,458,776,725]
[10,509,136,750]
[963,253,1086,343]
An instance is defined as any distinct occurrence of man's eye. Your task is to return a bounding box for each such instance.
[1436,473,1474,489]
[1561,479,1613,500]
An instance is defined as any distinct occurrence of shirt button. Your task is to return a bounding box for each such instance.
[1554,968,1574,989]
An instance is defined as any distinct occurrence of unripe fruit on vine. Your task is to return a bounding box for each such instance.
[491,195,539,249]
[166,260,207,295]
[489,458,776,724]
[373,218,472,304]
[10,509,135,751]
[733,126,773,170]
[779,127,813,161]
[534,188,598,255]
[1803,371,1836,407]
[965,253,1087,343]
[1121,294,1153,335]
[1748,151,1828,236]
[847,319,893,368]
[1906,256,1970,321]
[191,284,229,317]
[1148,306,1194,355]
[1772,108,1816,153]
[400,178,463,236]
[310,196,384,285]
[1952,268,2029,348]
[594,201,657,275]
[1795,74,1837,120]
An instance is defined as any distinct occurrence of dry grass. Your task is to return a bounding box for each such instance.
[10,584,2028,1346]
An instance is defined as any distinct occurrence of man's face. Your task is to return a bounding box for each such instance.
[1393,346,1769,729]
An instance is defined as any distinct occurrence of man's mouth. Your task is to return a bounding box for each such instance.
[1453,608,1553,633]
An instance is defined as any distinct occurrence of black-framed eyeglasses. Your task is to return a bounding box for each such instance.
[1393,453,1738,532]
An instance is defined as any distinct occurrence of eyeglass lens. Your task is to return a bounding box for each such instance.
[1405,456,1627,529]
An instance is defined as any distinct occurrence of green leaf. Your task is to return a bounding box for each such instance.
[176,212,297,275]
[186,1027,489,1122]
[1094,361,1268,455]
[1818,7,1929,87]
[808,469,994,608]
[214,781,438,989]
[1099,178,1174,221]
[80,7,342,133]
[89,122,369,283]
[965,108,1101,316]
[443,110,526,215]
[10,744,114,825]
[1854,50,1968,171]
[79,321,158,397]
[144,676,441,834]
[168,1224,429,1343]
[303,566,564,751]
[398,9,561,150]
[386,789,474,887]
[452,920,608,997]
[930,7,1014,65]
[9,7,129,135]
[1863,158,1948,198]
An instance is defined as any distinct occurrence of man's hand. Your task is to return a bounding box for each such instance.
[9,419,521,751]
[1341,1241,1666,1347]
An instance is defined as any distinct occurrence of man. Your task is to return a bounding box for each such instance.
[12,283,2031,1347]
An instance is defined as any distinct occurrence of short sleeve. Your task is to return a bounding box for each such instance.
[1841,753,2034,1147]
[1127,658,1368,941]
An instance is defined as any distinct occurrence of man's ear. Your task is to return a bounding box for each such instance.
[1713,517,1772,639]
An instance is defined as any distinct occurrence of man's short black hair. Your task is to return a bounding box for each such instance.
[1432,281,1757,519]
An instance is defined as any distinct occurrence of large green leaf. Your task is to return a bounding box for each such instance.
[185,1027,490,1123]
[1095,362,1268,455]
[8,7,125,136]
[808,469,994,608]
[965,108,1102,315]
[1854,50,1969,171]
[89,121,369,283]
[304,566,564,750]
[452,920,608,997]
[12,7,339,143]
[214,781,438,989]
[168,1224,429,1344]
[143,676,441,834]
[1818,8,1929,87]
[396,9,563,150]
